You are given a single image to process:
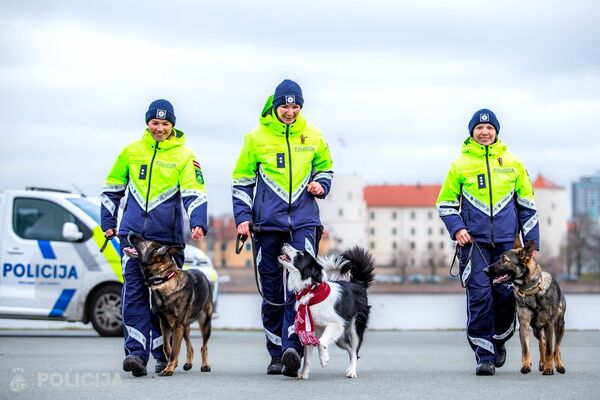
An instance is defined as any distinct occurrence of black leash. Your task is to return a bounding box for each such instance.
[449,240,490,288]
[100,234,116,252]
[236,225,286,307]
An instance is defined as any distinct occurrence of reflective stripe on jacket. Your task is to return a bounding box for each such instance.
[101,129,208,243]
[436,137,539,248]
[232,95,333,231]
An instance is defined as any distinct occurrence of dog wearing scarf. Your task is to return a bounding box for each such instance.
[278,243,374,379]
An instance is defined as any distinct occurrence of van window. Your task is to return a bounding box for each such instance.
[68,197,101,224]
[13,198,90,241]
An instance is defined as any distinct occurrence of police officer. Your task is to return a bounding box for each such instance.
[101,99,208,377]
[436,109,539,375]
[232,79,333,377]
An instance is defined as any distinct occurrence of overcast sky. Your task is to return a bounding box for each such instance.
[1,0,599,216]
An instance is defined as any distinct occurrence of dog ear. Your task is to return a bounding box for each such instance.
[127,231,143,248]
[155,245,184,258]
[513,235,523,249]
[522,240,536,261]
[309,256,323,284]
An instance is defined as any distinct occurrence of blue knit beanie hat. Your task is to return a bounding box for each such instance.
[468,108,500,136]
[273,79,304,109]
[145,99,176,126]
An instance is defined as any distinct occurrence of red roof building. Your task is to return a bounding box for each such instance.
[533,174,562,190]
[364,184,441,207]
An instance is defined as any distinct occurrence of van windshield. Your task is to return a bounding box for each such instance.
[68,197,101,224]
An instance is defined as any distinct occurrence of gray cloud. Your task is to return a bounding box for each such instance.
[1,0,599,216]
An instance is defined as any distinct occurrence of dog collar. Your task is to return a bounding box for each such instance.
[145,271,176,287]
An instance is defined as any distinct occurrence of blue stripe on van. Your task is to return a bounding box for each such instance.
[49,289,77,317]
[38,240,56,259]
[111,237,120,253]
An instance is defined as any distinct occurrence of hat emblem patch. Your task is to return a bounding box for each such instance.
[156,109,167,119]
[285,95,295,104]
[480,113,489,122]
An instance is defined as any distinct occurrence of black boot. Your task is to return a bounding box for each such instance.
[281,348,301,378]
[123,355,147,377]
[495,344,507,368]
[476,360,496,376]
[267,356,283,375]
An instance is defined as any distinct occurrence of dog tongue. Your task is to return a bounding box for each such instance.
[493,274,509,285]
[124,247,138,257]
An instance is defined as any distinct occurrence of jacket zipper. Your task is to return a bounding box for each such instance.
[485,145,495,244]
[285,125,293,230]
[257,188,265,222]
[145,142,159,216]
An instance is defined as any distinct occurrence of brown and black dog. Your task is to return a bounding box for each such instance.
[127,232,213,376]
[485,240,566,375]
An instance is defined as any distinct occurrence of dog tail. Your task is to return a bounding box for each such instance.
[319,254,352,282]
[341,246,375,290]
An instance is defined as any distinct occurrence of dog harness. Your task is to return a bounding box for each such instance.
[294,282,331,346]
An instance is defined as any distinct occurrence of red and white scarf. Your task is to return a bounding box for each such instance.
[294,282,331,346]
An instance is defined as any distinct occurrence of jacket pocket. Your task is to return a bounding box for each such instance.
[256,188,265,222]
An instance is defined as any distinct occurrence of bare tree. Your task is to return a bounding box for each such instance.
[588,223,600,284]
[567,215,600,283]
[427,247,447,278]
[567,216,592,277]
[392,244,413,284]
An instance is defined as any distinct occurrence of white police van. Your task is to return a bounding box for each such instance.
[0,188,218,336]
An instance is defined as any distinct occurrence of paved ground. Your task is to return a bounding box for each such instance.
[0,330,598,400]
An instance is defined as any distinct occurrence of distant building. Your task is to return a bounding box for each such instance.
[363,184,454,276]
[532,174,567,259]
[205,173,567,272]
[319,174,367,250]
[572,172,600,219]
[196,216,253,269]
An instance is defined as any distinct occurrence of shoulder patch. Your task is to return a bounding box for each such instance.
[193,160,204,184]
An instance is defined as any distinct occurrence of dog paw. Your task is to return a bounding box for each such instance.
[298,372,310,380]
[556,366,566,374]
[201,365,211,372]
[346,368,357,378]
[183,363,192,371]
[520,366,531,374]
[158,369,173,377]
[542,368,554,375]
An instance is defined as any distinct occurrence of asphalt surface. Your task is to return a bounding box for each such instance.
[1,330,598,400]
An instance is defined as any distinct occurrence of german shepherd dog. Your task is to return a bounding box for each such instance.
[127,232,213,376]
[278,244,375,379]
[485,240,566,375]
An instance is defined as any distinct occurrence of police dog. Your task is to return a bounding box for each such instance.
[127,232,213,376]
[485,240,566,375]
[278,244,374,379]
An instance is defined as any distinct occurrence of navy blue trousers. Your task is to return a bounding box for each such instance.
[119,235,184,365]
[459,241,516,364]
[254,227,317,358]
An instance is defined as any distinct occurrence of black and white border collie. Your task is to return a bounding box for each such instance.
[278,243,375,379]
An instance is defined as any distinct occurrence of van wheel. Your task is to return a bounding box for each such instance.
[89,284,123,337]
